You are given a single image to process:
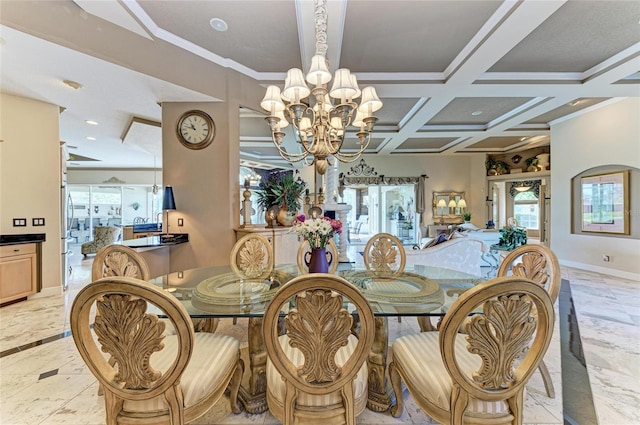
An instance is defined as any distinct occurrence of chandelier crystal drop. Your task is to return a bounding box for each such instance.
[260,0,382,175]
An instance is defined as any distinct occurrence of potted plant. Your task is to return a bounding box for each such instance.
[497,226,527,250]
[256,170,307,226]
[463,212,471,223]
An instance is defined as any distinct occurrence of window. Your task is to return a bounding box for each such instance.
[514,191,539,230]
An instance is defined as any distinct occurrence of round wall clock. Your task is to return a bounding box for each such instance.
[176,110,215,150]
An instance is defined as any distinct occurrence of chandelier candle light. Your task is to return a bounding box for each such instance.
[260,0,383,175]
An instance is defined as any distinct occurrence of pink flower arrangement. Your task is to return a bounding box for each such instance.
[292,214,342,249]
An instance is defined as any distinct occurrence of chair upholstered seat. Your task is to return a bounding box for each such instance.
[123,333,239,413]
[391,332,509,417]
[266,334,368,410]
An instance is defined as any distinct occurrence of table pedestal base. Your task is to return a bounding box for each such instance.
[239,317,269,414]
[367,317,391,412]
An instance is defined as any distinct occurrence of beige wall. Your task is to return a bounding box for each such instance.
[68,169,157,185]
[551,97,640,279]
[0,94,62,294]
[338,154,487,227]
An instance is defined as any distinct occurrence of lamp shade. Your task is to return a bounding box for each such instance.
[260,85,285,113]
[457,199,467,209]
[358,86,383,114]
[283,68,310,102]
[306,55,332,86]
[330,68,357,101]
[163,186,176,210]
[437,199,447,208]
[448,199,457,208]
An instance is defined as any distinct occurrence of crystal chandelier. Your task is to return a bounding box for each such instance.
[260,0,382,175]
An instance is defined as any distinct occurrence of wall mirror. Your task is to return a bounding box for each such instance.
[432,191,466,223]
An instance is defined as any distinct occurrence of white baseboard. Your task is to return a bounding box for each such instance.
[560,260,640,281]
[29,286,63,299]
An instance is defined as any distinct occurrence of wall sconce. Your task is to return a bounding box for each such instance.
[162,186,177,234]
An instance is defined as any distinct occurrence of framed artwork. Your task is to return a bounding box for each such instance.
[580,170,629,234]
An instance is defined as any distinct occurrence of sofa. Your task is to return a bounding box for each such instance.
[81,226,121,257]
[405,237,486,276]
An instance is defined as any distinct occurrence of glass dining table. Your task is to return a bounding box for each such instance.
[148,263,484,414]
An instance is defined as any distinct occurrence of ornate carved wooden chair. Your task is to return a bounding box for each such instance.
[296,239,339,274]
[262,274,375,425]
[389,276,554,424]
[229,233,274,325]
[92,245,151,281]
[70,276,244,425]
[231,233,274,280]
[363,232,406,324]
[497,244,560,398]
[363,232,406,278]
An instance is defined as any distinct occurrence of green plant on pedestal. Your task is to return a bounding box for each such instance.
[463,212,471,222]
[497,226,527,250]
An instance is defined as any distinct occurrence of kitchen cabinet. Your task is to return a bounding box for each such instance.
[0,243,37,304]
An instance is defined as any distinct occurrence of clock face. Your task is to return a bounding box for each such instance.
[176,110,215,149]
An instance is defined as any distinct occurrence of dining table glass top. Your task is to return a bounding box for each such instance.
[148,264,484,318]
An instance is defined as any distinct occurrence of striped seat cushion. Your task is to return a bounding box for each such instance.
[122,333,239,413]
[392,332,509,415]
[267,334,368,407]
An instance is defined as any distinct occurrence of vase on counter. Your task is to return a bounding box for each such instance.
[277,206,296,226]
[305,247,331,273]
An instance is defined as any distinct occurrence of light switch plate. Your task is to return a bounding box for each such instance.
[33,218,45,226]
[178,218,184,226]
[13,218,27,227]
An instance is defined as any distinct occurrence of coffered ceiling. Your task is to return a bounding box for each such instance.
[1,0,638,169]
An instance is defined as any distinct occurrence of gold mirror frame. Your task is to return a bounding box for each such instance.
[432,191,465,224]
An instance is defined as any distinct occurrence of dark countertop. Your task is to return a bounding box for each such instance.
[122,233,189,249]
[0,233,46,246]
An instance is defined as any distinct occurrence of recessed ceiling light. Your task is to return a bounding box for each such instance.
[471,111,483,116]
[63,80,83,90]
[210,18,228,32]
[567,100,582,106]
[85,120,99,125]
[520,137,528,141]
[86,136,96,141]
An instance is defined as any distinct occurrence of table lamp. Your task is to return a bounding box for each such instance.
[163,186,176,234]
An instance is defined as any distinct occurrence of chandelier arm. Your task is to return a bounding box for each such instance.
[270,132,311,163]
[332,134,372,162]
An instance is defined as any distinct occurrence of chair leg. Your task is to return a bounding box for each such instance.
[233,317,238,325]
[228,358,244,414]
[389,361,404,418]
[538,359,555,398]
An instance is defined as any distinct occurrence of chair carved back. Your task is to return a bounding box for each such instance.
[296,239,339,274]
[497,244,560,303]
[263,274,375,425]
[71,277,194,414]
[363,233,406,278]
[231,233,274,279]
[439,276,554,422]
[92,245,151,281]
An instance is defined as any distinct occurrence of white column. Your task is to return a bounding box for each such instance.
[335,206,351,262]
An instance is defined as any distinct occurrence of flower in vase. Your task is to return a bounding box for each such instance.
[291,214,342,249]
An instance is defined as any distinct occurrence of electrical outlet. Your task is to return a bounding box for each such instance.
[603,255,610,262]
[177,218,184,226]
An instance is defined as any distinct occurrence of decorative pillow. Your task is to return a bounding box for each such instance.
[423,233,448,249]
